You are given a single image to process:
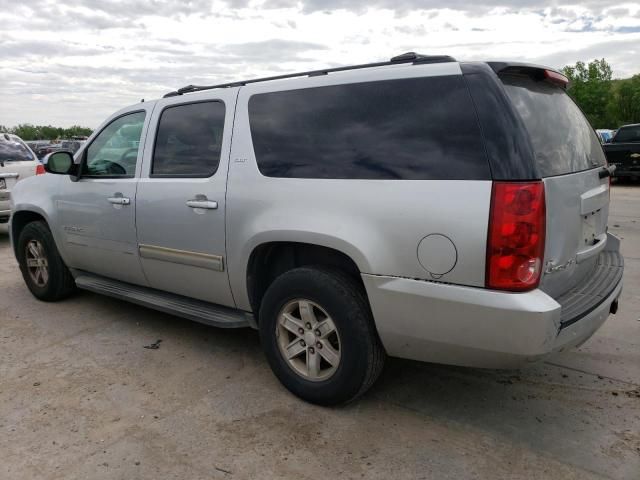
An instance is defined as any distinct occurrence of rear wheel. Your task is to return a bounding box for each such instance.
[17,221,76,301]
[259,267,385,405]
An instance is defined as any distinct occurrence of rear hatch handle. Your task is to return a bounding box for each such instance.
[599,164,616,179]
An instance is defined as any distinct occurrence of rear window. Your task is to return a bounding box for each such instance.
[248,76,490,180]
[0,135,36,162]
[612,125,640,143]
[501,75,605,177]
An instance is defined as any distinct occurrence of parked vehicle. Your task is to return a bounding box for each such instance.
[25,140,52,154]
[0,134,44,223]
[9,54,623,405]
[60,139,85,154]
[33,143,62,160]
[595,129,615,144]
[603,123,640,180]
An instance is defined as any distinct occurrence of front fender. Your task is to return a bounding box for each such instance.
[9,175,65,261]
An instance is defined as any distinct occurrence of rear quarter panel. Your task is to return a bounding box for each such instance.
[226,64,492,311]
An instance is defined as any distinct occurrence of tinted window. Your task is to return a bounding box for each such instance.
[501,75,605,177]
[249,76,490,180]
[612,125,640,143]
[152,101,225,177]
[0,135,36,162]
[84,111,146,177]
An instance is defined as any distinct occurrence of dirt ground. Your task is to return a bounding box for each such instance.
[1,186,638,480]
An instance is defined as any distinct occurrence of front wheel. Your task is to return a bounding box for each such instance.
[259,267,385,405]
[17,221,76,301]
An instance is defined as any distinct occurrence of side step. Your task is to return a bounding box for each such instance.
[74,272,255,329]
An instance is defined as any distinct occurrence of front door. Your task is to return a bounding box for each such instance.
[57,108,152,285]
[135,92,237,308]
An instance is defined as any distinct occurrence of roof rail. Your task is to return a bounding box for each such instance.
[162,52,455,98]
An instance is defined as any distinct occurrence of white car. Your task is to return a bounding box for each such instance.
[0,133,43,223]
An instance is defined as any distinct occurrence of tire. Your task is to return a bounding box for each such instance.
[16,221,76,301]
[259,266,385,405]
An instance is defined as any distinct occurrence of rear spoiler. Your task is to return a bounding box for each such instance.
[487,62,569,89]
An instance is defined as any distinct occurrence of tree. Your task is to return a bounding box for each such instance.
[3,124,93,140]
[562,59,613,128]
[609,75,640,125]
[11,124,40,141]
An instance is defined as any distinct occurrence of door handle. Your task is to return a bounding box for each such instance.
[186,199,218,210]
[108,196,131,205]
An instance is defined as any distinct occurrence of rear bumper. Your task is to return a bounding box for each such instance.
[363,245,623,368]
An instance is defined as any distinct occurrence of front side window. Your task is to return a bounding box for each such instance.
[83,111,146,177]
[152,101,225,177]
[248,76,490,180]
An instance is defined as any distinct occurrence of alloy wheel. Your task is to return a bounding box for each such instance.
[276,299,341,381]
[25,239,49,287]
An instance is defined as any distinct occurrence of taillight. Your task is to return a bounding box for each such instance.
[35,164,45,175]
[486,181,545,291]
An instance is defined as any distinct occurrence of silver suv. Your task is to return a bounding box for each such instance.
[9,54,624,405]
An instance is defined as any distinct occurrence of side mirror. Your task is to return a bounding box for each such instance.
[44,151,76,175]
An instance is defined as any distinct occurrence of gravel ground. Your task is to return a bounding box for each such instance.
[0,186,638,480]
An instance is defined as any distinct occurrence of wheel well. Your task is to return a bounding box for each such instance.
[11,211,46,256]
[247,242,363,315]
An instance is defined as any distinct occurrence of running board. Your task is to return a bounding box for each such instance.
[73,272,255,329]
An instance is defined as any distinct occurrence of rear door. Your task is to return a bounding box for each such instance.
[500,74,610,298]
[135,91,237,308]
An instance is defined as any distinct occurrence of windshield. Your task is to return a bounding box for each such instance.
[0,136,37,162]
[501,75,606,177]
[612,125,640,143]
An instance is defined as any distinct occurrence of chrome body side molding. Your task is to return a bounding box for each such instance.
[139,244,224,272]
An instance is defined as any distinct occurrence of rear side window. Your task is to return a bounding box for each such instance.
[612,125,640,143]
[501,75,605,177]
[248,76,490,180]
[0,135,36,162]
[152,101,225,177]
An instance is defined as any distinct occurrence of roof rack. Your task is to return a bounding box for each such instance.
[162,52,455,98]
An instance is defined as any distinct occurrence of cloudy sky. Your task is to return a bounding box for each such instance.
[1,0,639,128]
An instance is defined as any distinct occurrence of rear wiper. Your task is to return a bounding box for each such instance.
[599,164,616,179]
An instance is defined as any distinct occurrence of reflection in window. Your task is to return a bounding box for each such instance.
[501,75,605,177]
[84,111,146,177]
[248,76,490,180]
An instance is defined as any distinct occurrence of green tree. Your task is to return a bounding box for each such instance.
[609,75,640,125]
[5,124,93,140]
[39,125,62,140]
[10,124,40,141]
[63,125,92,138]
[562,59,613,128]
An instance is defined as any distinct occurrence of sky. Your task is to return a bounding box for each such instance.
[1,0,639,128]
